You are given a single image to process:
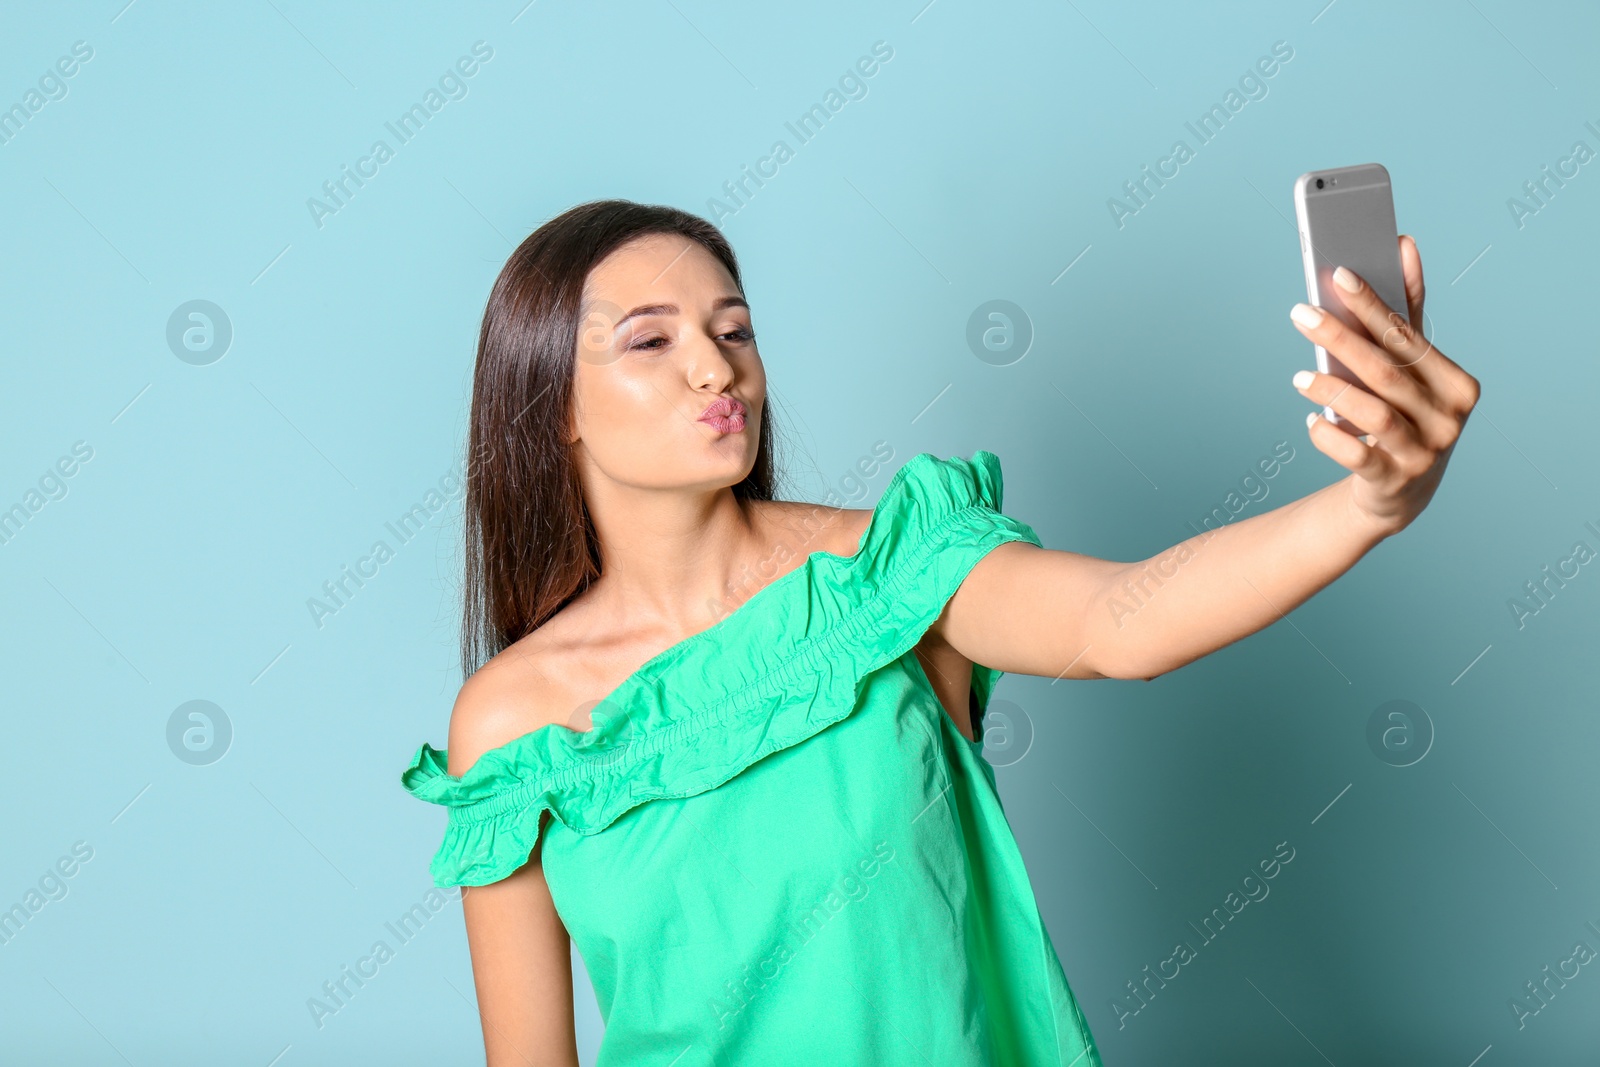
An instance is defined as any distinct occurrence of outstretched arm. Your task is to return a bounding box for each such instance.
[934,236,1481,683]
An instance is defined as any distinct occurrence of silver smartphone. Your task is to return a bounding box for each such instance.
[1292,163,1408,435]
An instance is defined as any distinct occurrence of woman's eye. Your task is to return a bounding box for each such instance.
[628,328,752,351]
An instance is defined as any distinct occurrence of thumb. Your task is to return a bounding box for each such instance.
[1399,234,1426,334]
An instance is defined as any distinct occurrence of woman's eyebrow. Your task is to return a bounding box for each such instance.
[612,295,749,330]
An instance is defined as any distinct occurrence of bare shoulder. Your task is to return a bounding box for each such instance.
[755,497,875,558]
[444,500,874,779]
[445,625,583,779]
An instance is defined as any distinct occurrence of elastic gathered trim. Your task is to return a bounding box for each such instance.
[446,501,1013,825]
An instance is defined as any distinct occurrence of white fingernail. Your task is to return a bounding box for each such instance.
[1292,370,1315,390]
[1290,303,1323,328]
[1306,411,1319,428]
[1333,266,1360,293]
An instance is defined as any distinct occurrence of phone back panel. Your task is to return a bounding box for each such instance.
[1293,163,1407,430]
[1294,163,1407,327]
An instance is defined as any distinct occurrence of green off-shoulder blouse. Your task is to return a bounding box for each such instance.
[401,450,1104,1066]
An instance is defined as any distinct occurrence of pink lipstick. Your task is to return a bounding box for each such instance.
[697,395,747,434]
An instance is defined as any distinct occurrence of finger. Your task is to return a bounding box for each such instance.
[1305,410,1391,480]
[1393,233,1479,423]
[1299,281,1464,448]
[1289,301,1438,435]
[1325,267,1430,372]
[1386,237,1479,419]
[1399,234,1426,331]
[1292,366,1427,462]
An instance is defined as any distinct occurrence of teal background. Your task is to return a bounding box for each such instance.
[2,0,1596,1063]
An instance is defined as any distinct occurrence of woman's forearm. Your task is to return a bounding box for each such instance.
[1091,474,1391,680]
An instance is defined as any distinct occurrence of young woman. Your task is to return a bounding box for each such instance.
[402,199,1478,1065]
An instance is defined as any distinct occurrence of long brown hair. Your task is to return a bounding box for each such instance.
[460,199,779,678]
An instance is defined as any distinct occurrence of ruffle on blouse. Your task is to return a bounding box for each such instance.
[400,450,1044,887]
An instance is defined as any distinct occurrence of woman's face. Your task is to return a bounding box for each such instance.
[570,233,765,492]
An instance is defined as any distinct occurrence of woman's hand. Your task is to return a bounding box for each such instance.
[1288,234,1481,539]
[938,236,1484,684]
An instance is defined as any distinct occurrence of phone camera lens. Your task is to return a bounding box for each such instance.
[1315,178,1325,189]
